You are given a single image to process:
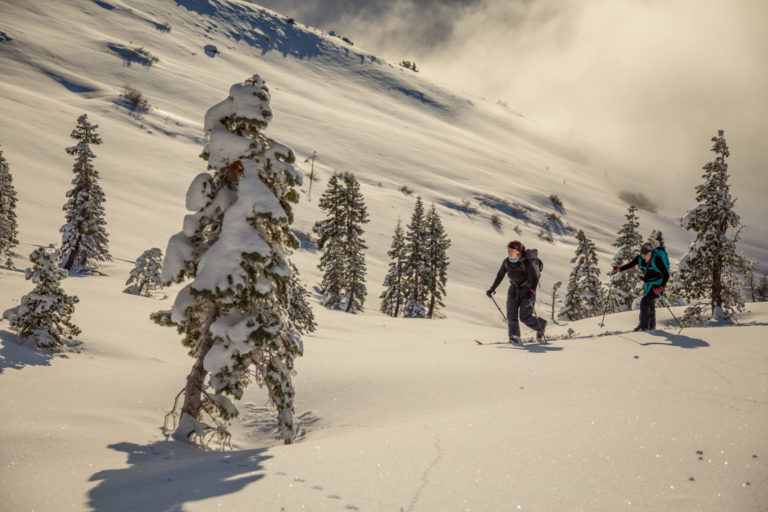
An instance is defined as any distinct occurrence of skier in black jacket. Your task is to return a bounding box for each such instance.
[486,240,546,344]
[611,241,669,331]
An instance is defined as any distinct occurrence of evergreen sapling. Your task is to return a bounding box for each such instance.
[380,219,408,317]
[424,205,451,319]
[560,230,604,321]
[124,247,164,297]
[60,114,111,272]
[403,196,429,318]
[0,149,19,267]
[2,245,80,348]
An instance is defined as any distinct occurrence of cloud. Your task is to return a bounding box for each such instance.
[256,0,768,223]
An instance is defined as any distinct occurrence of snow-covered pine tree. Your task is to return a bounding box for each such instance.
[559,230,604,321]
[678,130,748,325]
[288,261,316,334]
[2,245,80,348]
[649,229,665,247]
[60,114,110,272]
[380,218,408,317]
[124,247,163,297]
[0,149,19,267]
[608,205,643,313]
[314,171,369,313]
[403,196,429,318]
[152,75,303,447]
[314,173,345,308]
[424,205,451,319]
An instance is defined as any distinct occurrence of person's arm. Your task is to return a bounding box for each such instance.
[618,257,639,272]
[488,261,506,293]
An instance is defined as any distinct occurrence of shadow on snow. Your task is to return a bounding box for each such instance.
[88,441,270,512]
[0,330,53,374]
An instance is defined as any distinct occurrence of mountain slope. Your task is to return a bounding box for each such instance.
[1,1,766,511]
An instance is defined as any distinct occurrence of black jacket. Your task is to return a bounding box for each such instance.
[490,257,540,292]
[619,252,669,287]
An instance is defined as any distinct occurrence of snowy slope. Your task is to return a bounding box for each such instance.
[1,1,766,511]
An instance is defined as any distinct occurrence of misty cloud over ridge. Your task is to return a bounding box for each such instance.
[256,0,767,235]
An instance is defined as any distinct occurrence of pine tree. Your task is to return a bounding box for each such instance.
[424,205,451,319]
[678,130,748,325]
[756,273,768,302]
[380,219,408,317]
[60,114,110,272]
[649,230,665,247]
[0,149,19,267]
[288,262,316,334]
[314,171,369,313]
[608,205,643,313]
[2,245,80,348]
[559,230,604,321]
[124,248,164,297]
[403,196,429,318]
[152,75,304,447]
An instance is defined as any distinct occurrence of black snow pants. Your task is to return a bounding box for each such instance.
[639,290,657,330]
[506,285,544,339]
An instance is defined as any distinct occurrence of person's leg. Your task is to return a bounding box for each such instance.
[519,293,545,333]
[649,299,657,329]
[639,291,654,330]
[507,286,521,340]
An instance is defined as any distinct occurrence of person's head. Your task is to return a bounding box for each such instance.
[507,240,523,260]
[640,241,653,262]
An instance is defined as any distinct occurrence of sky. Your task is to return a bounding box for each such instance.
[255,0,768,226]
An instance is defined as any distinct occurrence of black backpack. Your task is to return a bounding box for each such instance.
[524,248,543,281]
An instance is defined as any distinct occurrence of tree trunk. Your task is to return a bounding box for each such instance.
[176,302,219,439]
[62,246,78,271]
[712,252,723,313]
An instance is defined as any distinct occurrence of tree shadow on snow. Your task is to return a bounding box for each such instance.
[0,330,53,374]
[88,441,270,512]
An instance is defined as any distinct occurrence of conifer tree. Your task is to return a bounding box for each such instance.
[124,248,164,297]
[424,205,451,318]
[608,205,643,312]
[152,75,303,447]
[288,262,316,334]
[314,171,369,313]
[60,114,110,272]
[403,196,429,318]
[649,229,665,247]
[559,230,604,321]
[380,219,408,317]
[756,273,768,302]
[0,149,19,267]
[2,245,80,348]
[678,130,748,324]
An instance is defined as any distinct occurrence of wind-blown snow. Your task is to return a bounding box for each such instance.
[0,0,766,511]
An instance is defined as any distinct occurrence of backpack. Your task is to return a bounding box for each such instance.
[638,246,670,274]
[523,248,544,282]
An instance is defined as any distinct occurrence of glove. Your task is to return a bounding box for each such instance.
[610,266,620,275]
[528,288,536,298]
[486,289,495,297]
[653,285,664,296]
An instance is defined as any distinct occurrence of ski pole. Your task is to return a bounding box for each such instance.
[489,294,507,323]
[660,296,683,333]
[600,274,616,327]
